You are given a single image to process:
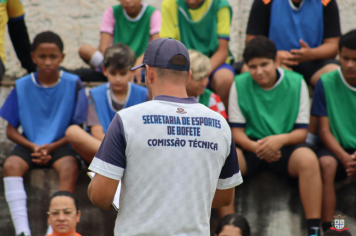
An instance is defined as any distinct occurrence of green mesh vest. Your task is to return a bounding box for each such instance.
[177,0,233,62]
[235,69,302,140]
[113,5,156,57]
[198,89,213,107]
[321,69,356,149]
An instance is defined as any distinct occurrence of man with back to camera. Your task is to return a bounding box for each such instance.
[87,38,243,235]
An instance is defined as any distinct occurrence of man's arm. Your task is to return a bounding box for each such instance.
[88,173,119,209]
[290,37,339,63]
[88,114,127,208]
[209,39,229,75]
[91,125,105,142]
[212,188,234,208]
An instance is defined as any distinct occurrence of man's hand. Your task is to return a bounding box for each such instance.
[346,151,356,176]
[290,39,313,63]
[276,50,298,69]
[31,144,53,166]
[255,135,285,163]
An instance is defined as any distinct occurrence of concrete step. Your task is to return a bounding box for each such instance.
[1,167,355,236]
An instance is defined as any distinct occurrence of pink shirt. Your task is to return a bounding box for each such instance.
[100,3,161,38]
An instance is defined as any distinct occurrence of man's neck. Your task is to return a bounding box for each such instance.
[152,85,188,99]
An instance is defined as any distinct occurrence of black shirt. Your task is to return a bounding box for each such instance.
[246,0,341,40]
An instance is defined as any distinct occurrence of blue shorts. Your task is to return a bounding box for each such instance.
[209,63,235,83]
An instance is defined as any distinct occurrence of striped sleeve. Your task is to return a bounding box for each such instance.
[217,134,243,189]
[89,114,126,181]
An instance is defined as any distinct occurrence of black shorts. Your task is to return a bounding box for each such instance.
[241,143,310,179]
[292,58,339,84]
[316,146,355,181]
[8,145,81,169]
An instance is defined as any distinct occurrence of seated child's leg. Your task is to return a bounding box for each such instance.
[287,146,322,227]
[50,147,80,193]
[209,64,235,109]
[78,44,104,68]
[316,146,347,232]
[66,125,101,163]
[319,155,337,228]
[3,149,33,236]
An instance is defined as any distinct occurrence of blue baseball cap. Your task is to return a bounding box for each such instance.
[131,38,190,71]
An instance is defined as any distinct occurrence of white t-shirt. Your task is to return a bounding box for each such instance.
[89,95,242,236]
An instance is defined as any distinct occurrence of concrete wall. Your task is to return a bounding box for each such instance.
[3,0,356,78]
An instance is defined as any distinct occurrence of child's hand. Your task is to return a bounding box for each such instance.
[31,144,53,166]
[255,135,285,162]
[31,155,52,165]
[346,152,356,176]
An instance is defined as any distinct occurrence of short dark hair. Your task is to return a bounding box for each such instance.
[50,191,79,212]
[153,54,189,81]
[215,214,251,236]
[324,229,352,236]
[243,36,277,64]
[103,43,136,71]
[339,29,356,51]
[32,31,64,52]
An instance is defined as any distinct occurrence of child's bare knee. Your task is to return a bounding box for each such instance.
[65,125,81,141]
[3,156,28,176]
[319,156,337,176]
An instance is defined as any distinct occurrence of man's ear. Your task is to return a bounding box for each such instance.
[146,65,154,84]
[186,70,192,85]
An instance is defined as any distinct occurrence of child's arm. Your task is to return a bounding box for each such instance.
[99,7,115,55]
[209,38,229,75]
[99,33,112,55]
[319,116,351,167]
[209,6,231,75]
[6,123,38,152]
[91,125,105,142]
